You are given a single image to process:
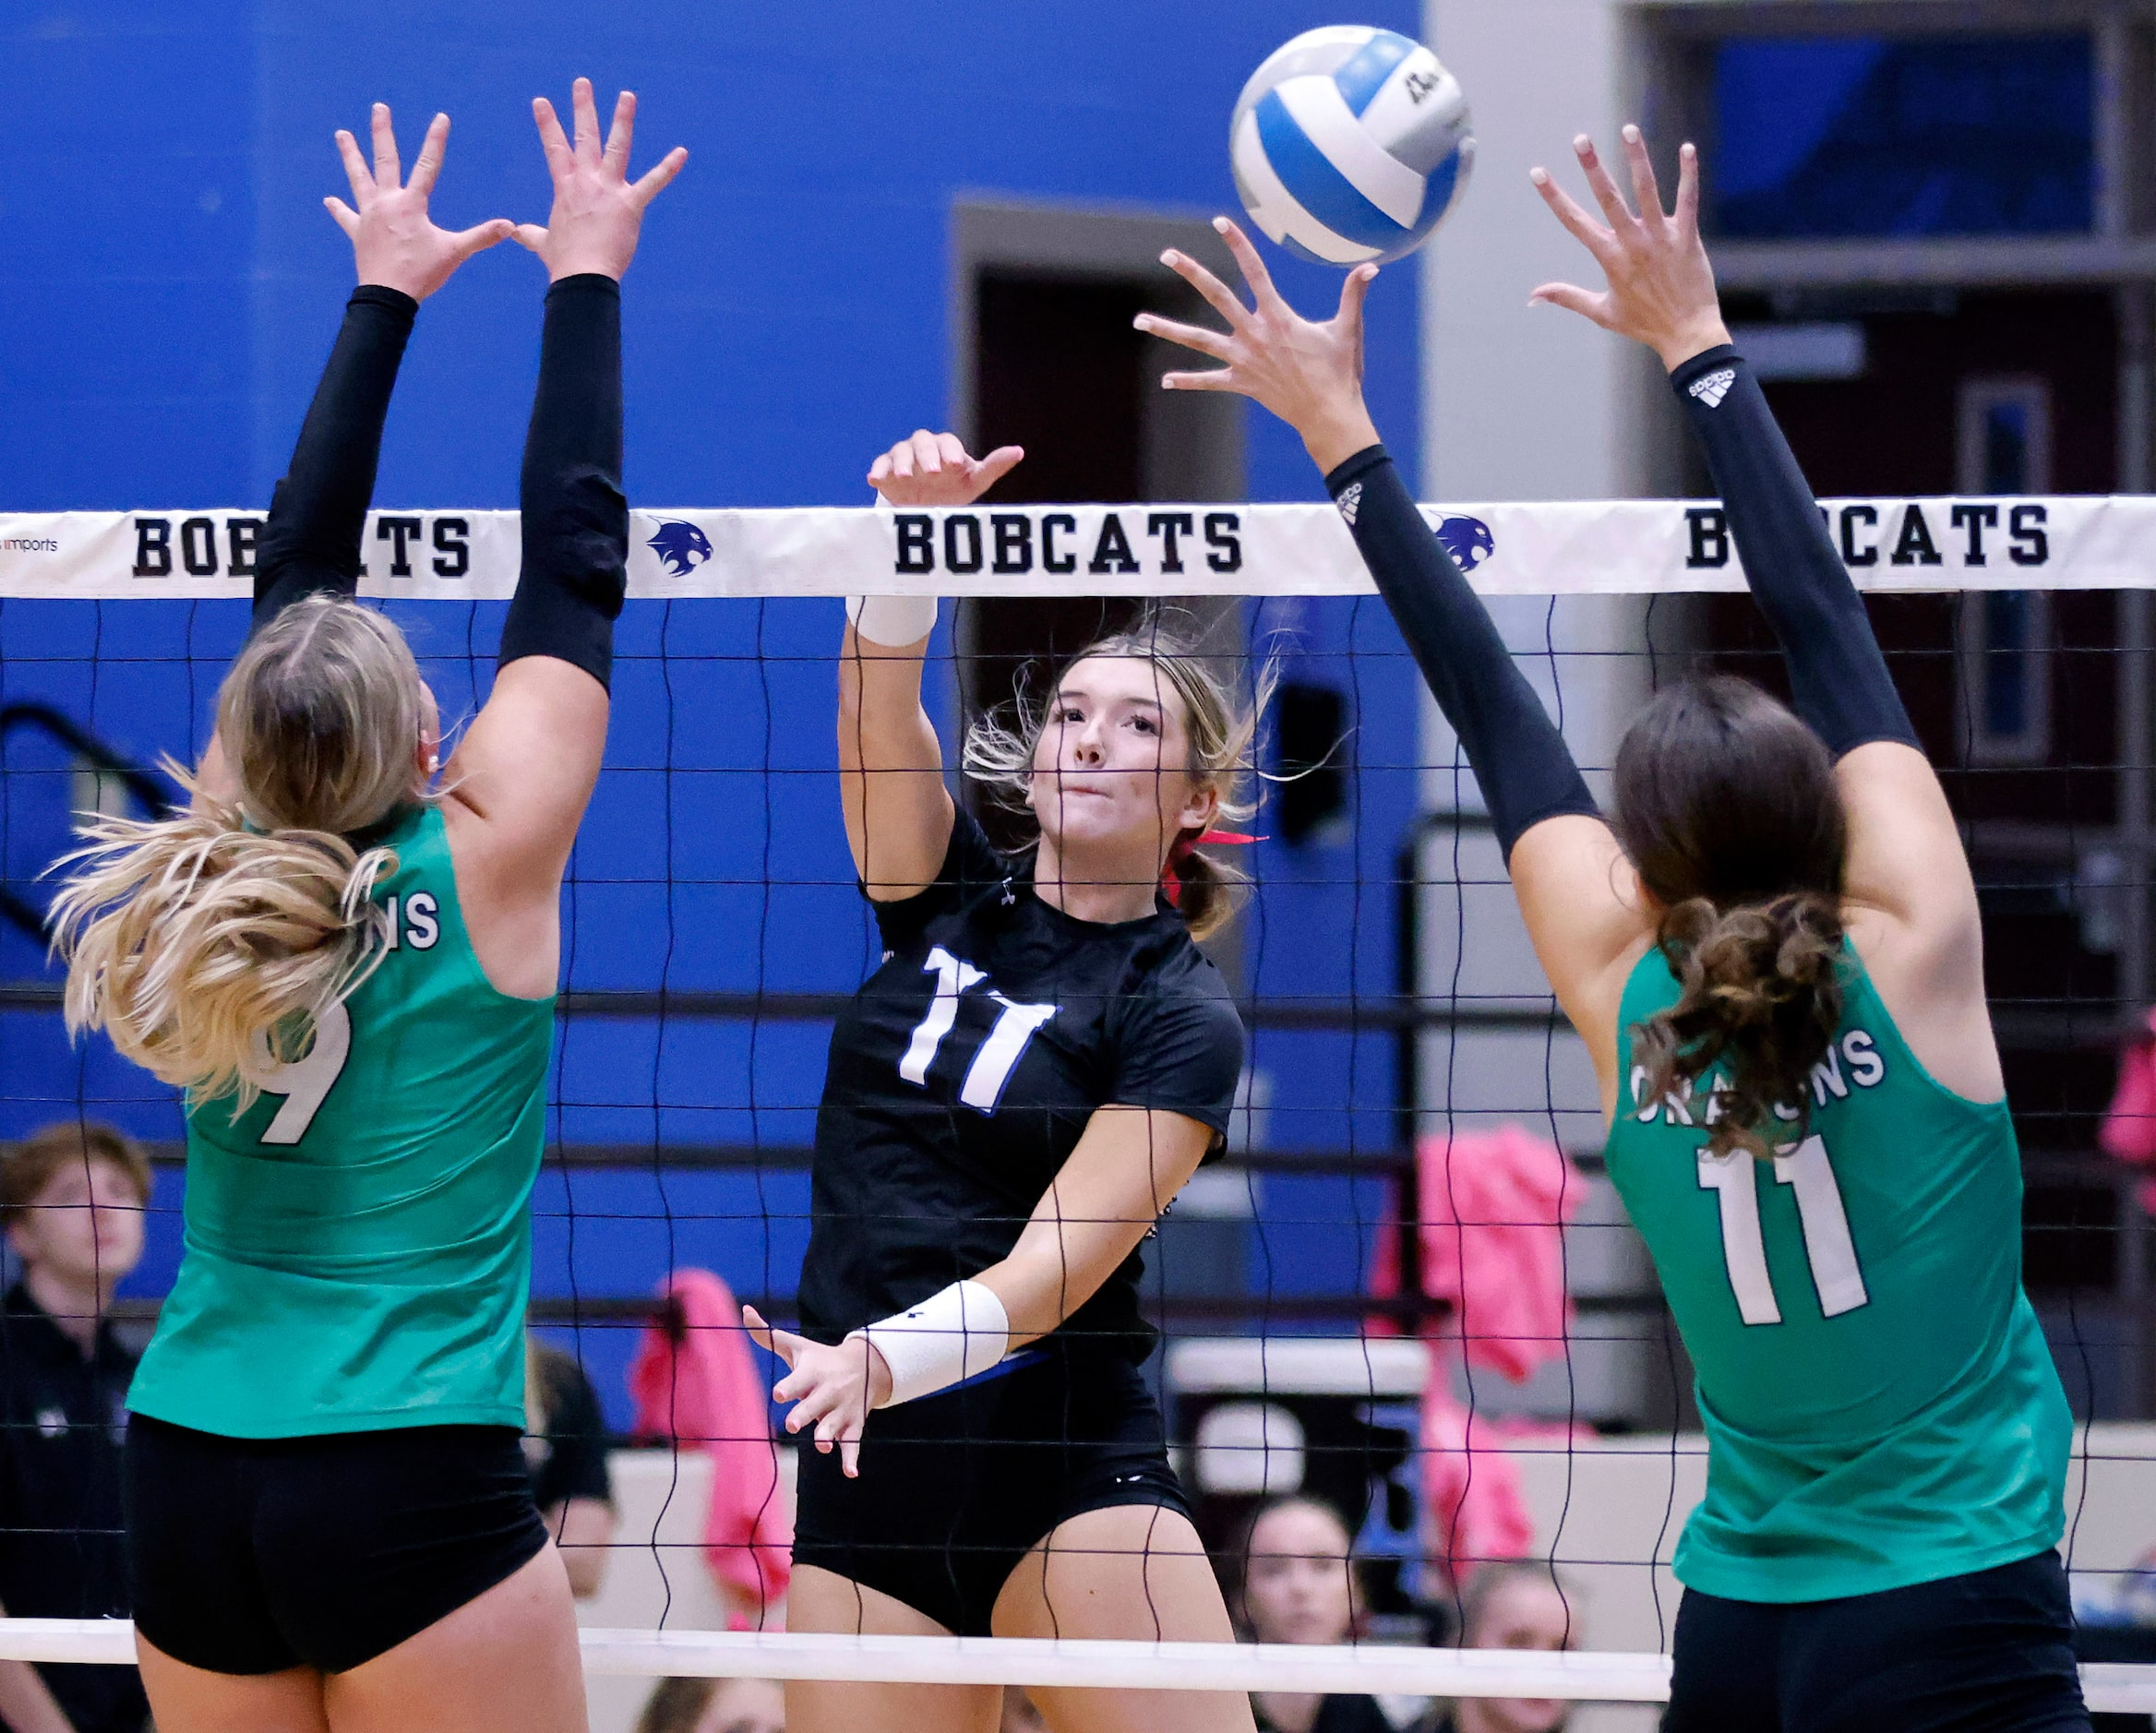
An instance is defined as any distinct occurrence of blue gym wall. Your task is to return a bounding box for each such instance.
[0,2,1424,1423]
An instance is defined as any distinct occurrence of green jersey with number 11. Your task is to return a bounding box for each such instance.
[1603,942,2070,1604]
[128,803,555,1439]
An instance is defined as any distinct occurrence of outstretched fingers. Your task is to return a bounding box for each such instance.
[973,445,1025,490]
[1574,134,1636,231]
[1159,248,1249,331]
[1336,260,1377,341]
[739,1305,798,1370]
[603,90,636,178]
[1619,123,1665,222]
[323,197,360,238]
[369,102,401,190]
[1160,365,1240,393]
[1213,215,1285,313]
[532,96,575,181]
[407,112,450,199]
[630,146,689,209]
[448,218,515,264]
[1136,310,1232,362]
[334,128,374,209]
[1675,140,1702,233]
[1527,281,1611,328]
[570,77,603,167]
[1528,165,1611,256]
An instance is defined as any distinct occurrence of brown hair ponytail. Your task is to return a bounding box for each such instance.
[1612,675,1851,1159]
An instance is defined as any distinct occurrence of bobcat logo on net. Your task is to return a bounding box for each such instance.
[648,520,714,577]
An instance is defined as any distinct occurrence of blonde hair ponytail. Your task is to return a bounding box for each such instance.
[50,596,427,1107]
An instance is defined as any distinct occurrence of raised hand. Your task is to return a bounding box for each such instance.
[1138,217,1381,475]
[513,78,688,282]
[1528,125,1731,371]
[741,1305,891,1479]
[866,431,1024,508]
[325,105,511,302]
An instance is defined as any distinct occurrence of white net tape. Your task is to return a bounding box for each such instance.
[9,496,2154,1712]
[0,1621,2150,1708]
[0,492,2129,599]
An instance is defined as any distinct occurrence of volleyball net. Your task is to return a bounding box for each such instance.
[5,495,2156,1721]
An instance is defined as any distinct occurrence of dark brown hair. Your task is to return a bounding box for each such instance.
[1613,675,1849,1160]
[635,1678,714,1733]
[3,1121,152,1224]
[1224,1493,1363,1636]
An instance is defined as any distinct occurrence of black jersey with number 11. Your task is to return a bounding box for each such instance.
[797,808,1245,1362]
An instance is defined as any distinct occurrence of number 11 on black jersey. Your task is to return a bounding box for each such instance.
[899,946,1057,1114]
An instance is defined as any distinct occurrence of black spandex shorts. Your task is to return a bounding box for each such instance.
[793,1338,1192,1636]
[126,1414,550,1676]
[1664,1550,2090,1733]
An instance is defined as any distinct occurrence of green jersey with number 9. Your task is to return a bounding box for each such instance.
[127,803,555,1439]
[1604,941,2071,1604]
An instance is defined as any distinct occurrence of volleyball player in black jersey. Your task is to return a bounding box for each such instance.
[743,436,1258,1733]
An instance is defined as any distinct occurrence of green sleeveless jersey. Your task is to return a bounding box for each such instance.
[1605,943,2070,1603]
[128,804,555,1439]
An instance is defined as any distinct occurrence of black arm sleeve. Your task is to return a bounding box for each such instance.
[499,273,628,689]
[251,285,417,627]
[1671,345,1920,759]
[1324,446,1599,859]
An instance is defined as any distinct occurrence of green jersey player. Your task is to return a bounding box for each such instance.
[1145,125,2083,1733]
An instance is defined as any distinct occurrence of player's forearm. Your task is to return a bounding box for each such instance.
[980,1213,1152,1349]
[0,1654,75,1733]
[1670,347,1917,759]
[980,1107,1211,1345]
[253,285,417,625]
[501,273,628,691]
[1325,445,1599,860]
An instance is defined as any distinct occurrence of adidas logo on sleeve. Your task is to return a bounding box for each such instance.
[1336,483,1363,525]
[1688,368,1736,409]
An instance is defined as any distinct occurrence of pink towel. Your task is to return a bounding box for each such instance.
[1371,1125,1582,1382]
[1419,1383,1539,1587]
[627,1269,792,1621]
[1370,1126,1579,1588]
[2102,1010,2156,1216]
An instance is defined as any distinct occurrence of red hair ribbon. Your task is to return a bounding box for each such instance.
[1162,830,1265,907]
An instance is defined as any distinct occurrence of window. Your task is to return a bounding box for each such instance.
[1711,33,2093,239]
[1956,376,2053,765]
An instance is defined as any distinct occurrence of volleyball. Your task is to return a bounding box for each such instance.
[1229,26,1474,266]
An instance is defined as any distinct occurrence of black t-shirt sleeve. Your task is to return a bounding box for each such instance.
[866,804,1011,953]
[1107,969,1245,1140]
[532,1352,613,1511]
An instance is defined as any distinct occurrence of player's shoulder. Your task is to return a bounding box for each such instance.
[1113,926,1244,1027]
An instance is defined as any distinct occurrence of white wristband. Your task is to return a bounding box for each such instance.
[849,1279,1011,1408]
[845,592,939,648]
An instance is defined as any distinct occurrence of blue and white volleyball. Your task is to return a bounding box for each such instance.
[1229,27,1474,266]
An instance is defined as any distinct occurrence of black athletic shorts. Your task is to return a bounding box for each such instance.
[126,1414,550,1676]
[793,1338,1192,1636]
[1663,1550,2090,1733]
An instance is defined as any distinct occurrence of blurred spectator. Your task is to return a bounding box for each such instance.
[635,1676,785,1733]
[0,1121,153,1733]
[1235,1495,1412,1733]
[523,1333,617,1599]
[999,1684,1049,1731]
[1432,1561,1574,1733]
